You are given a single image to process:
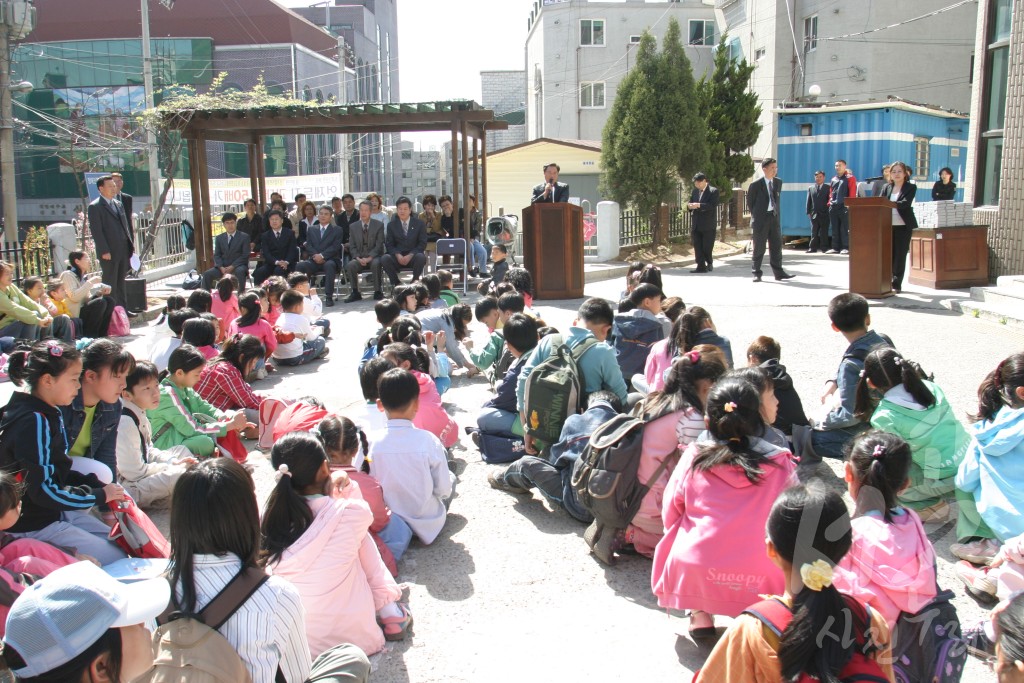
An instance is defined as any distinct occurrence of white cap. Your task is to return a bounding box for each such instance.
[3,561,170,677]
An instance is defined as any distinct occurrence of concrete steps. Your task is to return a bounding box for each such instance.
[957,275,1024,328]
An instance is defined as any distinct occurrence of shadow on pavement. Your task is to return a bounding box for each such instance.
[600,554,662,611]
[510,496,586,537]
[409,513,475,602]
[675,631,719,671]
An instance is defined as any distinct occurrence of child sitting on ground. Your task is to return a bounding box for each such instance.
[421,274,446,309]
[477,245,510,296]
[181,317,218,360]
[211,275,239,343]
[470,297,504,374]
[262,432,409,656]
[369,368,456,545]
[116,361,196,507]
[263,276,288,325]
[696,482,893,681]
[437,270,460,307]
[45,280,82,341]
[150,307,199,373]
[287,272,330,337]
[228,291,277,377]
[475,313,538,440]
[148,344,248,458]
[652,377,797,638]
[320,415,414,576]
[381,341,457,448]
[354,356,395,440]
[20,277,73,343]
[417,304,478,377]
[195,333,267,423]
[612,283,669,388]
[831,430,940,630]
[272,290,328,367]
[854,347,971,529]
[185,288,212,314]
[746,335,808,436]
[726,366,788,448]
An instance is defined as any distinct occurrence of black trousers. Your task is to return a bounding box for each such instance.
[891,225,913,290]
[691,226,716,269]
[751,213,784,277]
[297,259,339,300]
[252,262,291,285]
[100,256,129,308]
[202,266,248,292]
[808,212,830,251]
[80,296,115,338]
[381,252,426,286]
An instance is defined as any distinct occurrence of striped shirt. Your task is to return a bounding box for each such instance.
[175,553,312,683]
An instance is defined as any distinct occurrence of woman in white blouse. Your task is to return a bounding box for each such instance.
[880,160,918,294]
[167,458,371,683]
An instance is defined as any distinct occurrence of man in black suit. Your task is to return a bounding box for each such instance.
[334,193,358,231]
[252,210,297,285]
[111,172,132,219]
[805,170,831,253]
[297,205,344,306]
[381,196,427,286]
[86,174,136,311]
[687,172,719,273]
[746,158,794,283]
[531,162,570,204]
[202,212,249,290]
[345,200,386,302]
[238,198,264,253]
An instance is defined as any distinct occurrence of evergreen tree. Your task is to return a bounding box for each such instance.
[697,35,762,203]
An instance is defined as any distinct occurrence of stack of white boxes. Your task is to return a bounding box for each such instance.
[915,201,971,228]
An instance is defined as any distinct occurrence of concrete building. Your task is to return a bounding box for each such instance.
[480,70,526,152]
[717,0,978,162]
[525,0,719,142]
[291,0,401,198]
[964,0,1021,276]
[397,140,443,204]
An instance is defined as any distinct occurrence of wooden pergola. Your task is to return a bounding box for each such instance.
[164,100,508,269]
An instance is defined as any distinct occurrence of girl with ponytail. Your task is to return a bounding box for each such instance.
[831,430,942,631]
[652,377,797,639]
[261,432,409,657]
[318,415,413,577]
[955,352,1024,565]
[853,347,974,531]
[697,482,893,682]
[195,333,268,421]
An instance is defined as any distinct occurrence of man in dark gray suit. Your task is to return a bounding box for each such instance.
[111,172,132,219]
[345,200,385,302]
[202,212,249,291]
[531,162,570,204]
[297,205,344,306]
[86,174,136,312]
[381,196,427,287]
[746,158,794,283]
[687,172,719,273]
[805,170,831,253]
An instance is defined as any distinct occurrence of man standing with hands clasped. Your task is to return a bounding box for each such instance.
[747,158,794,283]
[86,174,136,315]
[806,170,830,253]
[687,172,719,273]
[531,163,570,203]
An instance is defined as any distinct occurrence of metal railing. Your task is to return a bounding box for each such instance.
[620,209,656,247]
[0,238,56,287]
[133,206,194,272]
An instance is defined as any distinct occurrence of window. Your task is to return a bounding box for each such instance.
[629,35,642,45]
[799,123,813,137]
[579,81,606,109]
[401,150,412,160]
[914,137,931,180]
[755,47,767,62]
[580,19,605,46]
[804,15,818,52]
[727,37,743,63]
[977,0,1012,206]
[689,20,716,46]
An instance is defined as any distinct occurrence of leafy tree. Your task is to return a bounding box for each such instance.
[601,19,708,245]
[696,35,762,203]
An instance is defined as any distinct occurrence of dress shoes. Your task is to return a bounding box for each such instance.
[324,298,335,307]
[126,310,139,318]
[373,290,385,300]
[344,291,362,303]
[753,275,762,282]
[691,268,707,274]
[775,272,795,281]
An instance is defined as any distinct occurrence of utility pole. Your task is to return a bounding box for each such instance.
[140,0,162,210]
[0,0,35,242]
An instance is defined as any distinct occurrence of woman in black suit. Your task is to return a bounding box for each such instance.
[931,166,957,201]
[881,161,917,294]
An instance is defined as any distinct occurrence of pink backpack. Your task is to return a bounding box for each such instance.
[107,306,131,337]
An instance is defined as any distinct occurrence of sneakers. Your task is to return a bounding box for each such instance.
[915,500,950,523]
[955,560,998,601]
[584,521,625,566]
[840,249,849,254]
[487,470,529,494]
[826,249,840,254]
[378,602,413,642]
[950,538,1001,566]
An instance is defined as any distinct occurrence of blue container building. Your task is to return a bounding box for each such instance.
[775,102,969,237]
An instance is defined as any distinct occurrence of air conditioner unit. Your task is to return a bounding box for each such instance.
[1,1,37,40]
[628,35,642,44]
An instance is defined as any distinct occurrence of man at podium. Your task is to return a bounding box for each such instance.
[531,163,570,203]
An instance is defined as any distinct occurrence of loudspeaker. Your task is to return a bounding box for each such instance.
[125,278,147,312]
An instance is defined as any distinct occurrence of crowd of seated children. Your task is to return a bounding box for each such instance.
[273,290,328,367]
[212,275,240,342]
[746,335,808,436]
[437,270,460,306]
[196,333,268,423]
[380,341,457,449]
[369,368,456,546]
[262,432,409,657]
[149,344,249,458]
[150,307,199,372]
[0,261,55,342]
[22,276,74,342]
[473,313,538,443]
[416,303,477,377]
[181,317,218,360]
[117,360,196,506]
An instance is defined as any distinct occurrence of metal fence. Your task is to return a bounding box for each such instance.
[133,206,194,271]
[0,239,56,287]
[620,204,727,247]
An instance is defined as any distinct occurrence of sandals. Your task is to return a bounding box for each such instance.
[688,611,718,641]
[379,602,413,642]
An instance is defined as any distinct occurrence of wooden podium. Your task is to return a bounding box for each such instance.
[846,197,896,299]
[522,202,585,300]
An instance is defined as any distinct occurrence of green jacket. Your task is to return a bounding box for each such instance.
[870,380,969,479]
[469,329,504,371]
[439,288,460,307]
[148,377,230,450]
[0,285,46,329]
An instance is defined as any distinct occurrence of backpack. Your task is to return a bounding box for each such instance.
[890,589,966,683]
[610,314,665,385]
[741,596,889,683]
[108,495,170,559]
[145,567,275,683]
[181,219,196,251]
[107,305,131,337]
[571,405,679,533]
[522,335,598,445]
[843,332,895,363]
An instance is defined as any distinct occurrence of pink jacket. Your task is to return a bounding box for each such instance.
[412,369,458,448]
[211,294,239,342]
[628,407,703,556]
[267,493,402,657]
[833,509,938,629]
[339,465,398,577]
[652,438,797,616]
[644,339,674,394]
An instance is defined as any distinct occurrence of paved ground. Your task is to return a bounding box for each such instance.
[5,247,1021,681]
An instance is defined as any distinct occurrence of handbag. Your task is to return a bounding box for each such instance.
[182,270,202,290]
[109,495,171,559]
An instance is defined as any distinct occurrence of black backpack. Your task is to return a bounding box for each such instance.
[890,589,967,683]
[610,314,665,386]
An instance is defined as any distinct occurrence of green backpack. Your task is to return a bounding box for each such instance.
[523,335,599,445]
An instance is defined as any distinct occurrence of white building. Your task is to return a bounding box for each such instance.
[525,0,720,142]
[398,141,443,204]
[717,0,978,162]
[481,70,527,152]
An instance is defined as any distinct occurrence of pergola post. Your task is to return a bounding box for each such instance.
[472,132,480,225]
[450,121,459,237]
[248,141,259,205]
[481,124,489,222]
[195,136,214,272]
[460,118,470,241]
[186,138,204,264]
[256,136,268,211]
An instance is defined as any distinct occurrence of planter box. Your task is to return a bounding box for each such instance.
[909,225,989,289]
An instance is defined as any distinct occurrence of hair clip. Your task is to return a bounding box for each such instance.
[800,559,834,592]
[858,369,865,378]
[45,341,63,357]
[274,464,292,482]
[233,333,243,343]
[893,356,903,367]
[995,360,1005,389]
[872,445,886,459]
[723,401,736,413]
[687,350,700,365]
